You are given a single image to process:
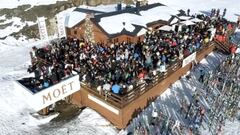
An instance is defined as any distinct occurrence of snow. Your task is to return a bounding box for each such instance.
[0,37,238,135]
[139,5,178,22]
[149,0,240,22]
[65,11,87,28]
[26,21,37,26]
[0,18,36,39]
[0,15,6,20]
[0,37,119,134]
[79,4,123,13]
[125,51,240,134]
[99,13,140,34]
[170,17,179,25]
[190,18,203,23]
[0,17,26,38]
[0,40,49,134]
[137,28,147,36]
[159,25,172,31]
[0,0,67,9]
[180,20,196,26]
[65,4,125,28]
[178,16,192,20]
[99,5,178,34]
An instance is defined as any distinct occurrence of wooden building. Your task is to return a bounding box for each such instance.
[65,3,178,44]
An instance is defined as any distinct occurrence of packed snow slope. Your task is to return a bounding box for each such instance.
[0,0,67,9]
[0,40,119,135]
[0,42,239,135]
[149,0,240,22]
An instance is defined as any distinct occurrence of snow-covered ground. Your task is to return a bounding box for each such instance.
[149,0,240,22]
[0,17,35,38]
[123,51,240,135]
[0,0,67,9]
[0,38,119,135]
[1,40,238,135]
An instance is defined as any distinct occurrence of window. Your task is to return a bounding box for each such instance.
[127,37,131,43]
[114,38,118,43]
[74,30,77,35]
[108,39,112,43]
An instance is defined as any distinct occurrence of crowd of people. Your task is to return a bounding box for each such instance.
[20,11,232,95]
[126,50,240,135]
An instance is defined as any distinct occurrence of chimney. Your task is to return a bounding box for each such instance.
[117,3,122,11]
[136,1,140,9]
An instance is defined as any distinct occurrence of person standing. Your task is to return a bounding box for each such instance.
[187,9,190,16]
[199,70,205,83]
[222,8,227,18]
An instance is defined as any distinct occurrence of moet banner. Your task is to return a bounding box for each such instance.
[37,17,49,41]
[15,75,80,111]
[182,52,196,67]
[56,13,66,38]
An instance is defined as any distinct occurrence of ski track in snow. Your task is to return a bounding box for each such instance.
[125,52,240,134]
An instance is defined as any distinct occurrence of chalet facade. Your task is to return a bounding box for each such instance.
[65,3,178,44]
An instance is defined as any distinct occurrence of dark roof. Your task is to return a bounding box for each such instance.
[93,3,165,22]
[71,3,174,39]
[91,3,167,38]
[74,8,106,14]
[108,24,147,38]
[146,20,168,27]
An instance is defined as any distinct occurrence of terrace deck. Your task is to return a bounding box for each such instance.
[70,42,218,129]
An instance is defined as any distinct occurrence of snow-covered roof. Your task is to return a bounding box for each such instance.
[170,17,179,25]
[137,28,148,36]
[79,4,124,13]
[66,3,179,36]
[180,20,195,26]
[99,13,142,34]
[98,4,178,35]
[65,4,120,28]
[139,6,178,23]
[159,25,172,31]
[190,18,203,23]
[149,0,240,22]
[65,11,87,28]
[178,16,192,20]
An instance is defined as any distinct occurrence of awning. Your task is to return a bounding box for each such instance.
[190,18,203,23]
[159,25,172,31]
[170,17,179,25]
[180,20,195,26]
[178,16,192,20]
[208,27,216,32]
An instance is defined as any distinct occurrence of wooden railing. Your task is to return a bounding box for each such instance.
[120,60,183,107]
[82,26,236,109]
[82,42,214,108]
[214,40,230,54]
[214,26,237,54]
[81,82,124,108]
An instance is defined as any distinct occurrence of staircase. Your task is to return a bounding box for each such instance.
[214,25,237,54]
[214,40,231,54]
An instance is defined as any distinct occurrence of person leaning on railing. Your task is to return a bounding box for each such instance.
[25,13,232,95]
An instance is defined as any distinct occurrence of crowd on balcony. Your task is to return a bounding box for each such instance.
[22,10,232,94]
